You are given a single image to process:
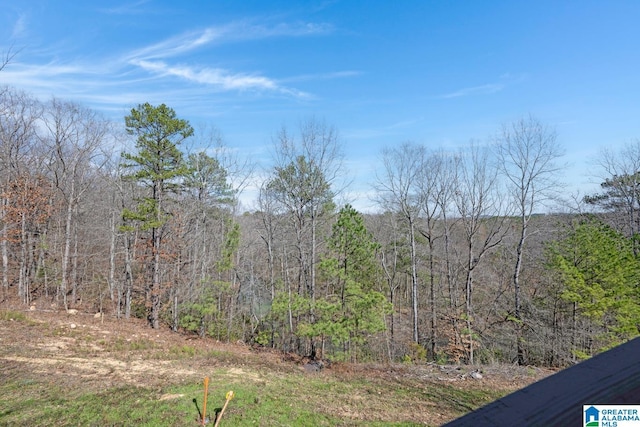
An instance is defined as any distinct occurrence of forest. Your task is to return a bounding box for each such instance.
[1,85,639,368]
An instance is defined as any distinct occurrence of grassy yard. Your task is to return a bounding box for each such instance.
[0,308,548,426]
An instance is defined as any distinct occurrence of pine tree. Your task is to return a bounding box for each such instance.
[547,217,640,357]
[121,103,193,328]
[310,205,391,361]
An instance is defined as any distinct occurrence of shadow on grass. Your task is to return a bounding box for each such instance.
[192,397,223,425]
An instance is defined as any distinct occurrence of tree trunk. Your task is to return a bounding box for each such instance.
[108,212,116,302]
[71,208,79,303]
[465,265,474,365]
[38,221,50,298]
[19,212,27,303]
[409,217,419,344]
[123,232,134,319]
[172,290,179,332]
[1,201,8,292]
[60,182,75,309]
[150,225,161,329]
[428,238,437,360]
[513,219,527,365]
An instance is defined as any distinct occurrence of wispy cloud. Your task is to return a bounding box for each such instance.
[132,59,309,96]
[437,73,527,99]
[241,21,334,38]
[4,62,88,85]
[122,22,333,97]
[2,17,331,115]
[125,21,333,62]
[98,0,153,15]
[280,70,361,83]
[124,28,227,61]
[11,14,27,39]
[438,83,505,99]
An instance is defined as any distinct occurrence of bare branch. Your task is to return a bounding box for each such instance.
[0,44,20,72]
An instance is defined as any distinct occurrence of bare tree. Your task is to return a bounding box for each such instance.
[375,143,424,344]
[374,210,407,359]
[585,140,640,255]
[494,115,565,364]
[255,181,287,345]
[0,44,18,72]
[416,149,457,359]
[266,117,343,356]
[177,132,239,335]
[41,99,111,309]
[269,119,342,295]
[453,142,510,363]
[0,88,43,300]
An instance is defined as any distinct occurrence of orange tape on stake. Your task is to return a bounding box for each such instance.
[202,377,210,425]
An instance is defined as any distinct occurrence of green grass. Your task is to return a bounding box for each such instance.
[0,310,32,323]
[109,336,159,352]
[0,382,191,426]
[0,311,523,426]
[0,363,504,427]
[168,344,198,357]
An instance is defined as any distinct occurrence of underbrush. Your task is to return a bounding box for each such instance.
[0,309,32,323]
[109,336,159,352]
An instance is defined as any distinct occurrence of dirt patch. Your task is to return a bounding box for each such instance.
[2,355,199,386]
[158,393,185,401]
[0,307,293,389]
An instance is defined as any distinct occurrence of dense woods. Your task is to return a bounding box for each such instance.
[2,86,639,367]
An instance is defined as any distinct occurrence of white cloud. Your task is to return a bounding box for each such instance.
[439,83,505,99]
[280,70,361,83]
[125,21,333,62]
[98,0,153,15]
[132,60,276,90]
[2,16,333,116]
[248,21,334,38]
[118,21,333,97]
[123,29,225,61]
[130,59,309,97]
[11,14,27,39]
[438,73,528,99]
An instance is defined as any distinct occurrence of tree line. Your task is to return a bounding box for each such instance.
[1,86,638,366]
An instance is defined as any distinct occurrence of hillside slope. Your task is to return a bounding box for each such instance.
[0,305,553,426]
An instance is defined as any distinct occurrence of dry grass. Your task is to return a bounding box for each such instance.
[0,306,552,426]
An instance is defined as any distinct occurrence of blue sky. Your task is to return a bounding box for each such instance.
[2,1,640,211]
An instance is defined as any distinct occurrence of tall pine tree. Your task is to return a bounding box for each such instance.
[121,103,193,328]
[309,205,391,361]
